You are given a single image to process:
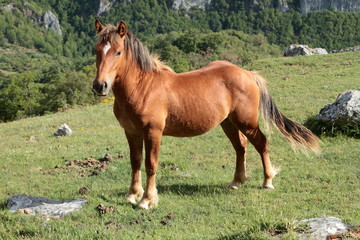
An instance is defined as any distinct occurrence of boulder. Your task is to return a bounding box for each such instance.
[7,195,87,217]
[43,10,62,35]
[284,44,328,57]
[54,123,72,137]
[317,90,360,122]
[297,217,349,240]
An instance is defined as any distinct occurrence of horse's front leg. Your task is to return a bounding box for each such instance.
[137,127,162,209]
[124,131,144,204]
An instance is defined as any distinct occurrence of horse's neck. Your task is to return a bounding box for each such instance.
[113,66,153,101]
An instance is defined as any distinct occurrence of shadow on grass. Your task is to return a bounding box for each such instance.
[157,183,233,196]
[0,200,8,210]
[304,117,360,138]
[217,233,254,240]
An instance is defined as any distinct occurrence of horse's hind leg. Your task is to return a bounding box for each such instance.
[221,119,249,190]
[238,125,279,189]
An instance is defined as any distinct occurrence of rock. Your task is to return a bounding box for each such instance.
[300,0,360,14]
[297,217,349,239]
[3,3,14,12]
[97,0,114,15]
[26,136,37,142]
[43,10,62,35]
[312,48,328,55]
[172,0,211,11]
[331,46,360,54]
[284,44,328,57]
[54,123,72,137]
[317,90,360,122]
[278,0,290,12]
[7,195,87,217]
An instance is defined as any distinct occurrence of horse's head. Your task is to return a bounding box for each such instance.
[93,19,128,96]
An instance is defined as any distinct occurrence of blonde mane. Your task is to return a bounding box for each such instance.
[96,24,173,73]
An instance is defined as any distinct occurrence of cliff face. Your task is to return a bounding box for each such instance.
[172,0,211,10]
[300,0,360,14]
[171,0,360,13]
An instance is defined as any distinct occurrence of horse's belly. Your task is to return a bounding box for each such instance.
[163,108,228,137]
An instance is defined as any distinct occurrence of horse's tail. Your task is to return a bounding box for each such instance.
[252,72,320,153]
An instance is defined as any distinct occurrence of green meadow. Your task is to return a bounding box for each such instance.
[0,52,359,239]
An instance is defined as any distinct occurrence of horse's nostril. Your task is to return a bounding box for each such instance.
[104,81,108,90]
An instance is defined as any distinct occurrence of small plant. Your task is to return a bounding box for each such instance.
[304,117,360,138]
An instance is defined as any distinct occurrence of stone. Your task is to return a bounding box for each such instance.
[284,44,328,57]
[97,0,114,15]
[172,0,211,11]
[3,3,14,12]
[7,195,87,217]
[298,217,349,239]
[331,46,360,54]
[317,90,360,122]
[54,123,72,137]
[43,10,62,35]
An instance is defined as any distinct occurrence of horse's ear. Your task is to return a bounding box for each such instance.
[95,18,104,34]
[118,20,127,37]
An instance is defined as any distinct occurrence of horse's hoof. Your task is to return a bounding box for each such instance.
[228,181,240,190]
[125,190,144,205]
[125,194,137,204]
[136,196,158,209]
[262,183,275,190]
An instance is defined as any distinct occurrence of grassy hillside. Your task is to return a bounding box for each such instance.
[0,52,359,239]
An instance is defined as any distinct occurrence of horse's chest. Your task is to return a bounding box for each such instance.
[113,102,143,134]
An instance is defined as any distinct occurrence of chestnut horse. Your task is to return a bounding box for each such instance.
[93,19,319,209]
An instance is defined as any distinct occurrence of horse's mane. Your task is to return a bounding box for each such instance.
[96,24,173,73]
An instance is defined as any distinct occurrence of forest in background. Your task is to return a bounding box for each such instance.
[1,0,360,122]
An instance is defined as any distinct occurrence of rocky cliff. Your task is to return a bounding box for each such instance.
[171,0,360,13]
[300,0,360,14]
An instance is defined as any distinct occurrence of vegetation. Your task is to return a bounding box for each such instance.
[0,45,97,122]
[0,51,359,239]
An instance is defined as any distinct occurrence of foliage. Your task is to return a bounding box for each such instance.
[2,0,360,58]
[304,117,360,138]
[148,29,282,72]
[0,45,97,122]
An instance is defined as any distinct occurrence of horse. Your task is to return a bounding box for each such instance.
[92,19,320,209]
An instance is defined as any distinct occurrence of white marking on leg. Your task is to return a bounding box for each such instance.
[103,41,111,55]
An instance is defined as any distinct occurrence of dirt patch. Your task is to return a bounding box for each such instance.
[78,186,88,195]
[327,228,360,239]
[96,204,117,214]
[42,154,115,177]
[105,220,125,230]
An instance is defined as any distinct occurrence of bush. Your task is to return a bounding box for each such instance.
[304,117,360,138]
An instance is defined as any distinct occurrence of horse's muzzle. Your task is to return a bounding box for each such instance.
[92,80,108,96]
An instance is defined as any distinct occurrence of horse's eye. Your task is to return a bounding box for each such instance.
[116,51,121,56]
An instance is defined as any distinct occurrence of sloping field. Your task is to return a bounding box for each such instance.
[0,52,359,239]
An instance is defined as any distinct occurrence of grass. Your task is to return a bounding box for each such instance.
[0,51,359,239]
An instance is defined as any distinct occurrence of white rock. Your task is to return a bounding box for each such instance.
[7,195,87,217]
[284,44,327,57]
[317,90,360,122]
[54,123,72,136]
[298,217,349,239]
[43,10,62,35]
